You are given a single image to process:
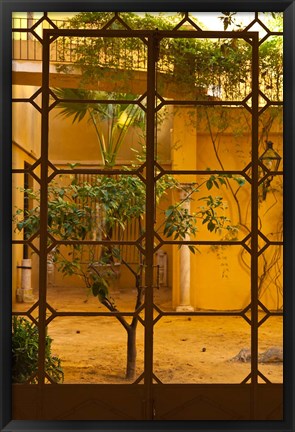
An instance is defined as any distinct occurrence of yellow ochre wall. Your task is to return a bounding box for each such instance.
[169,106,282,311]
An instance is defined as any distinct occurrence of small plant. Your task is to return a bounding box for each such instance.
[12,316,64,384]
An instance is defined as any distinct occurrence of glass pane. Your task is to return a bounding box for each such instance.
[48,35,147,168]
[258,175,283,241]
[54,12,120,30]
[12,31,43,61]
[48,316,144,383]
[47,12,80,28]
[12,316,39,384]
[47,173,145,240]
[153,245,250,312]
[191,12,255,32]
[258,12,283,32]
[258,246,283,310]
[45,171,145,312]
[258,316,283,383]
[156,105,252,171]
[157,38,252,102]
[12,244,39,309]
[153,316,251,383]
[48,102,146,168]
[13,171,41,241]
[259,36,283,102]
[258,106,283,170]
[50,36,147,94]
[47,244,145,313]
[155,173,250,243]
[12,96,41,167]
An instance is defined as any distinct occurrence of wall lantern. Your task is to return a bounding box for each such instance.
[259,140,281,200]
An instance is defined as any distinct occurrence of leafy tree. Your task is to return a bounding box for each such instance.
[56,11,282,104]
[14,169,237,379]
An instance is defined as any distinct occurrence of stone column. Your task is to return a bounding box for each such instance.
[20,258,35,303]
[176,186,194,312]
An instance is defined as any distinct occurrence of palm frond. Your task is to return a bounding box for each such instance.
[52,88,145,166]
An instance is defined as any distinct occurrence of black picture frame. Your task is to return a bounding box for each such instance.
[1,1,294,431]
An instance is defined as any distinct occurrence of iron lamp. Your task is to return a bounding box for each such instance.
[259,140,281,200]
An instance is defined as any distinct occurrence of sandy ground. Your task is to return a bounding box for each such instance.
[14,283,283,385]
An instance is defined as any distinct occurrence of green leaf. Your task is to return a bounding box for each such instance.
[92,281,101,297]
[207,221,216,232]
[233,176,246,186]
[165,207,174,217]
[92,279,109,300]
[218,177,226,186]
[206,180,213,190]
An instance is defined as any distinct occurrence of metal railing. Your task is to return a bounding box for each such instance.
[12,17,148,67]
[12,17,283,102]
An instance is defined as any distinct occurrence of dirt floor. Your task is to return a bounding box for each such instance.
[15,283,283,385]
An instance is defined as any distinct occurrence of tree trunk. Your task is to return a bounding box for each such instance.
[126,325,137,380]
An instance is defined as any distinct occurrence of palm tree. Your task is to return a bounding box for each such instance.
[53,88,145,167]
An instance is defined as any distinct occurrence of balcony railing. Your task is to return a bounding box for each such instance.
[12,17,149,67]
[12,17,283,102]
